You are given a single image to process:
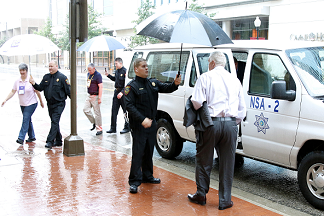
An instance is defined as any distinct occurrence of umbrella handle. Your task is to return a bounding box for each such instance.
[178,43,183,77]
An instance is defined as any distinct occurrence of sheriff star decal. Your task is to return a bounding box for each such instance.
[254,113,270,134]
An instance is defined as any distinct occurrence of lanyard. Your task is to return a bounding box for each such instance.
[87,74,94,88]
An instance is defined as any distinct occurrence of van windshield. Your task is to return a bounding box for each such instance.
[286,47,324,97]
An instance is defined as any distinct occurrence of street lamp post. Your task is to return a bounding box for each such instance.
[254,16,261,40]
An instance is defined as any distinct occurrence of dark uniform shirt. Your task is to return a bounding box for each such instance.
[33,71,70,104]
[124,76,179,129]
[87,70,102,94]
[107,66,126,89]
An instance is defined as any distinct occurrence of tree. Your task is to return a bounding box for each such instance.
[34,18,57,44]
[58,4,107,51]
[129,0,159,48]
[188,0,215,18]
[130,0,215,48]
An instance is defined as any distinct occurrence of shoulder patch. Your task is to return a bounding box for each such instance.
[65,79,70,85]
[124,85,131,95]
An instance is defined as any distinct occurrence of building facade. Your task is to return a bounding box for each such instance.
[1,0,324,67]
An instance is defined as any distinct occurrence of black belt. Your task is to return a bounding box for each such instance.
[115,88,122,91]
[211,117,236,121]
[89,92,98,95]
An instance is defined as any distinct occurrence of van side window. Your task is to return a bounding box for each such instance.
[249,53,295,96]
[128,52,144,79]
[197,53,230,75]
[233,52,248,84]
[145,51,189,85]
[189,60,197,87]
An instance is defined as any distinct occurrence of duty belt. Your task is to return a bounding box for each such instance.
[211,117,236,121]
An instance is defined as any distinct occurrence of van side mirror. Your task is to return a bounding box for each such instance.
[270,81,296,101]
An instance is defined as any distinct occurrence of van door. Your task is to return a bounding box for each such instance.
[186,49,235,141]
[240,50,301,166]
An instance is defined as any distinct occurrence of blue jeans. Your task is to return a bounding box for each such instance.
[18,102,37,140]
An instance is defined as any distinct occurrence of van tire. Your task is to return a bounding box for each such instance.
[298,151,324,210]
[155,119,183,159]
[235,154,244,168]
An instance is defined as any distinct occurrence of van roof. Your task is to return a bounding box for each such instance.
[134,40,324,51]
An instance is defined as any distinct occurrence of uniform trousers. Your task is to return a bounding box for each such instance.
[83,95,102,131]
[129,120,156,186]
[46,101,65,144]
[195,119,237,207]
[110,89,127,130]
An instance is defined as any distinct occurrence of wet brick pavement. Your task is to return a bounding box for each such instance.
[0,98,282,216]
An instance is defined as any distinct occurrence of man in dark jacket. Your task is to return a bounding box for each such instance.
[30,60,70,149]
[105,57,129,134]
[124,58,181,194]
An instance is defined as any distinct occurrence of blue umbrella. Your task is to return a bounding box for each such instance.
[77,35,126,52]
[137,8,233,75]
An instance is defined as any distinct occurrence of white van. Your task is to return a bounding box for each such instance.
[125,40,324,209]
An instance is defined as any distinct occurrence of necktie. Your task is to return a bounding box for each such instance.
[48,74,54,99]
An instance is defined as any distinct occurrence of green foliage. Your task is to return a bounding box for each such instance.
[58,4,107,51]
[129,0,159,48]
[34,18,57,44]
[188,0,215,18]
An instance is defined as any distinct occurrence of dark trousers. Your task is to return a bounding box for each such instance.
[110,89,127,129]
[128,121,156,186]
[195,120,237,207]
[46,101,65,144]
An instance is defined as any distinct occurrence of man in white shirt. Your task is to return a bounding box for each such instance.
[188,51,246,210]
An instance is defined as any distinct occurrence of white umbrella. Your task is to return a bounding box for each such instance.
[0,34,59,56]
[77,35,125,52]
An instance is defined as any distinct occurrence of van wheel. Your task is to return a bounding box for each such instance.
[155,119,183,159]
[298,151,324,210]
[235,154,244,168]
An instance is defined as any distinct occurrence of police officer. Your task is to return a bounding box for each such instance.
[105,57,129,134]
[124,58,181,194]
[30,60,70,149]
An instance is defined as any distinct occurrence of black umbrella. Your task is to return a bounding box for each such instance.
[137,5,233,75]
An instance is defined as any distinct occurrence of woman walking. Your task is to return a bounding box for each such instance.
[1,63,44,144]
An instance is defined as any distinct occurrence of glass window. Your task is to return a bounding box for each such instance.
[128,52,144,78]
[249,53,294,96]
[286,47,324,97]
[232,17,268,40]
[196,53,230,75]
[189,60,197,87]
[233,52,248,84]
[129,51,189,85]
[103,0,113,16]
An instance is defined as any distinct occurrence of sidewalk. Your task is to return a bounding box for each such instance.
[0,106,285,216]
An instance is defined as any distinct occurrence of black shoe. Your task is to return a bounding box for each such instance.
[45,142,53,149]
[120,128,130,134]
[188,193,206,205]
[142,178,161,184]
[90,123,96,131]
[54,141,63,146]
[16,138,24,144]
[25,138,36,142]
[129,185,138,193]
[106,128,116,133]
[219,201,233,210]
[96,131,103,135]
